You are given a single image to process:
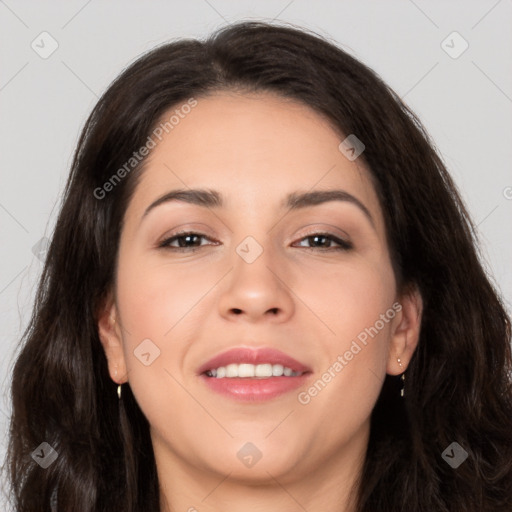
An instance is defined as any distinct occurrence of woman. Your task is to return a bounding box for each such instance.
[4,20,512,512]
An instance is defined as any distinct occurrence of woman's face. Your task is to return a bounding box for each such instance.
[99,91,420,488]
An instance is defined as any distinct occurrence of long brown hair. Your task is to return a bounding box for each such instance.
[4,20,512,511]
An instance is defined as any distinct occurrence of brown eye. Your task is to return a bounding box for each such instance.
[294,233,353,251]
[158,231,216,251]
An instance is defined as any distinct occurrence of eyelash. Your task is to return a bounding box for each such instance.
[158,230,353,252]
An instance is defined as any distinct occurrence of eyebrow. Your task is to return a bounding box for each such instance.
[141,188,374,227]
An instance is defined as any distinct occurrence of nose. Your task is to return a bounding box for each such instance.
[217,238,295,324]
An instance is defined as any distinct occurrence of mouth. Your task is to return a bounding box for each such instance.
[197,346,313,402]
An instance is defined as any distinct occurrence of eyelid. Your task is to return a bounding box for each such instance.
[157,223,215,242]
[291,223,351,243]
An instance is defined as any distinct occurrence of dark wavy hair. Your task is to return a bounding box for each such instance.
[3,20,512,512]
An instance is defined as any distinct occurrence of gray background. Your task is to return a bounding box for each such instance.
[1,0,511,506]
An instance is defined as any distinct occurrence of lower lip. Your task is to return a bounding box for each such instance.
[199,373,311,402]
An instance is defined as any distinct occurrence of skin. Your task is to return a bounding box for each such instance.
[98,91,422,512]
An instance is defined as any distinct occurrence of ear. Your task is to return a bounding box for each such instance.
[97,290,128,384]
[386,284,423,375]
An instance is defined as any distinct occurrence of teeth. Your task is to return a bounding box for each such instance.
[205,363,302,378]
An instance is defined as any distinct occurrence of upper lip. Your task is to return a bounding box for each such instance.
[197,347,312,375]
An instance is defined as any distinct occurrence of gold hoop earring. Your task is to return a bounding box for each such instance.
[397,358,405,397]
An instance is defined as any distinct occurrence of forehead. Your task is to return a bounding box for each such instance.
[124,92,383,230]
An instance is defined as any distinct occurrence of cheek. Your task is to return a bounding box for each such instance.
[113,251,223,415]
[292,257,395,422]
[295,252,396,343]
[116,247,217,338]
[335,258,396,369]
[113,253,249,469]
